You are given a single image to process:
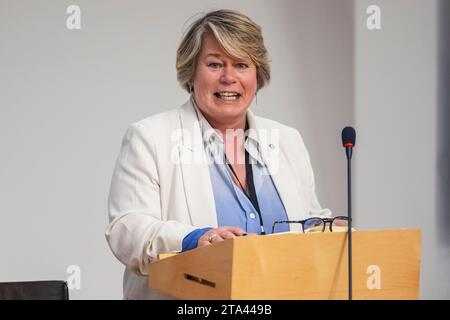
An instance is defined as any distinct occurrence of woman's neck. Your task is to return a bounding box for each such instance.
[200,111,247,165]
[192,96,248,136]
[205,116,247,138]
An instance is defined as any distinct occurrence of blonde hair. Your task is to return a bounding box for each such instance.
[176,9,270,92]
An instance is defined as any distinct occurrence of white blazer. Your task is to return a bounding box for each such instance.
[105,99,330,299]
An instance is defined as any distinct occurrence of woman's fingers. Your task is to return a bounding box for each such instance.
[218,230,238,240]
[197,240,211,247]
[197,226,247,248]
[197,231,222,247]
[197,236,213,247]
[224,226,247,236]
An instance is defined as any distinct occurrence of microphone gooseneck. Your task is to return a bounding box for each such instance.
[341,126,356,300]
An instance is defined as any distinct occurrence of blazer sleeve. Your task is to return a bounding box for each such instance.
[105,123,196,276]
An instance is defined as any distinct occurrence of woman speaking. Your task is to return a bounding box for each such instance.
[106,9,332,299]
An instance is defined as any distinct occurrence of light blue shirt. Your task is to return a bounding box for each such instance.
[182,99,289,251]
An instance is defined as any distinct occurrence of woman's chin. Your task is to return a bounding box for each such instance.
[215,104,247,118]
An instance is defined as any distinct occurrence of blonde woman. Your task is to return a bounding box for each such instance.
[106,9,331,299]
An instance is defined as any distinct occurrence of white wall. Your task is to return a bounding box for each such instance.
[0,0,353,299]
[354,0,450,299]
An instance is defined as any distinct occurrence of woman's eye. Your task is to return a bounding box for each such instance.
[208,63,222,68]
[236,63,249,69]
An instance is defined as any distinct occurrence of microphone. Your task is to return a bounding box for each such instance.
[341,126,356,300]
[342,126,356,159]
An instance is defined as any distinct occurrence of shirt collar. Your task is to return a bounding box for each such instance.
[191,95,265,166]
[191,96,223,146]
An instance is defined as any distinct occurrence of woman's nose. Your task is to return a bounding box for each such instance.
[220,66,237,84]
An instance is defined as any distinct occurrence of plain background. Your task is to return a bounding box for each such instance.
[0,0,448,299]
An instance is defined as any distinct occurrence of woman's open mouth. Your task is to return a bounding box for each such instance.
[214,91,241,101]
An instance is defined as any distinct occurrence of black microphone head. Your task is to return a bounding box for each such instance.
[342,126,356,147]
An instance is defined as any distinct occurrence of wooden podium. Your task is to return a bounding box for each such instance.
[148,229,421,299]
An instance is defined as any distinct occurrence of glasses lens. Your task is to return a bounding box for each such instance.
[272,221,294,233]
[331,217,348,232]
[303,218,324,233]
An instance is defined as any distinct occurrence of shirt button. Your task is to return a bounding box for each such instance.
[249,213,256,219]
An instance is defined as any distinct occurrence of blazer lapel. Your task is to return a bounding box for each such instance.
[178,100,218,228]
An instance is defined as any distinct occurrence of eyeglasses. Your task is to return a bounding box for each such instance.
[271,216,350,234]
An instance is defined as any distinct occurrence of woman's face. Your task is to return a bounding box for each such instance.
[192,33,257,128]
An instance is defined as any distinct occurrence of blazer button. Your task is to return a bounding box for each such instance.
[249,213,256,219]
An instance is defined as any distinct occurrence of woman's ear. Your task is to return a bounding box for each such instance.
[188,83,194,93]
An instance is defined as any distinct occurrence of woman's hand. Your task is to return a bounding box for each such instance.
[198,226,247,247]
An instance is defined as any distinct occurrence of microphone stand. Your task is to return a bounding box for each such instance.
[346,146,353,300]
